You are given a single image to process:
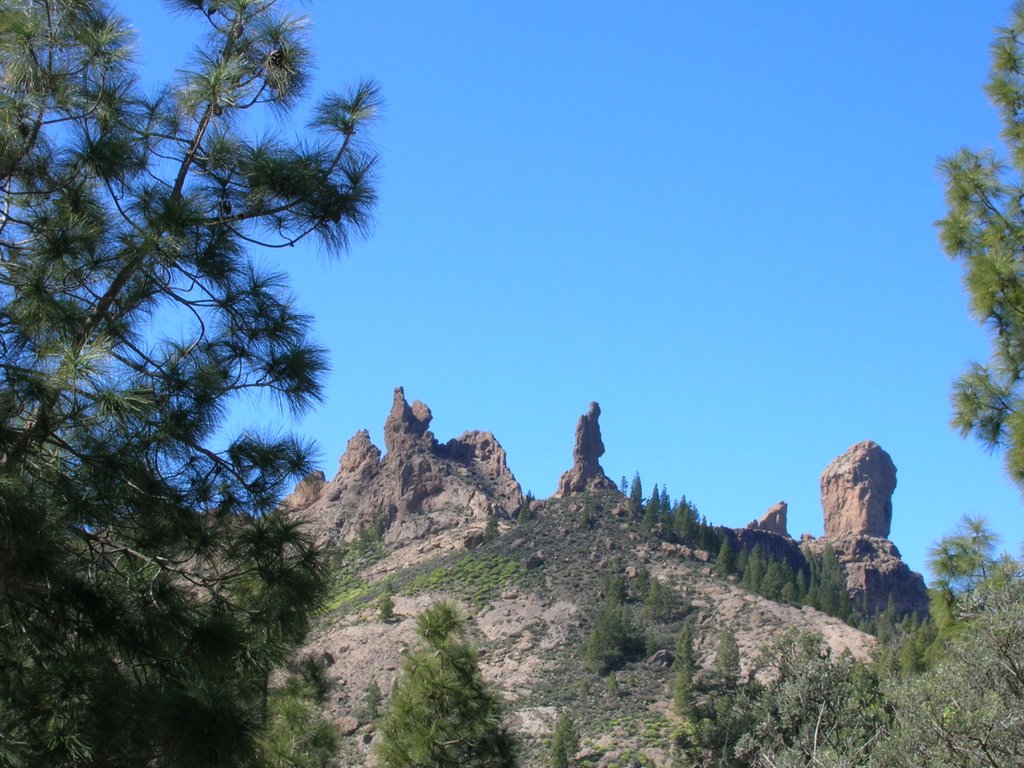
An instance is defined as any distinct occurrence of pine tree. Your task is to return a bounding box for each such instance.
[629,472,643,516]
[673,497,698,542]
[939,3,1024,486]
[644,575,674,621]
[927,513,1000,633]
[378,582,396,622]
[376,602,517,768]
[742,544,766,591]
[715,625,741,687]
[715,536,737,577]
[584,599,643,675]
[659,486,671,514]
[548,711,580,768]
[672,621,696,714]
[0,1,378,763]
[642,483,661,530]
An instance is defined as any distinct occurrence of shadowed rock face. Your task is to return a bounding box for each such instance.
[284,387,523,546]
[802,534,927,615]
[554,402,619,497]
[821,440,896,538]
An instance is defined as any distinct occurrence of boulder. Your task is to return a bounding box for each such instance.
[821,441,896,538]
[554,402,619,497]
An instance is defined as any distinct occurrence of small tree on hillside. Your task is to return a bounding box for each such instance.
[715,625,741,688]
[715,537,737,577]
[584,599,644,675]
[376,602,516,768]
[629,472,643,516]
[548,711,580,768]
[673,621,697,715]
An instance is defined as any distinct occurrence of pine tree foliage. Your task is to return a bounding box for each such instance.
[584,598,644,675]
[715,536,736,577]
[881,573,1024,768]
[375,602,516,768]
[0,1,378,764]
[927,513,1001,633]
[939,1,1024,486]
[548,711,580,768]
[715,625,741,687]
[672,621,696,715]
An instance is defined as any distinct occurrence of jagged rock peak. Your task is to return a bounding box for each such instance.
[287,387,524,550]
[384,386,434,455]
[821,440,896,539]
[555,401,618,497]
[747,501,789,537]
[337,429,381,482]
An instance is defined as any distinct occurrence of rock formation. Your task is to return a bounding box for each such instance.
[284,387,524,546]
[554,402,618,497]
[729,442,926,616]
[746,501,789,537]
[821,440,896,538]
[815,440,924,615]
[803,534,926,615]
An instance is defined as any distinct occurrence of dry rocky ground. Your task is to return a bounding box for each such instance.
[304,493,877,767]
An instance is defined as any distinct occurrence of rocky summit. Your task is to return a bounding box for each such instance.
[284,387,523,551]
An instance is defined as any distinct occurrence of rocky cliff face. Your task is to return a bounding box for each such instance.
[821,440,896,538]
[284,387,524,547]
[287,392,926,616]
[802,533,926,615]
[816,440,925,614]
[731,443,925,615]
[554,402,619,497]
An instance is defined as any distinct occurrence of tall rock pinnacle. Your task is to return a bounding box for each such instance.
[555,402,618,497]
[820,440,897,539]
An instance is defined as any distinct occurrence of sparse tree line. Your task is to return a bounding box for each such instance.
[621,472,873,628]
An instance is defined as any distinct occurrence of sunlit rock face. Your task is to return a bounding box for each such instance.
[284,386,523,546]
[746,501,790,537]
[821,440,896,539]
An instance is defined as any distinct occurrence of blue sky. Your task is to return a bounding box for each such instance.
[116,1,1024,577]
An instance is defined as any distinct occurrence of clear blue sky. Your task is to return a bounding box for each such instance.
[116,1,1024,577]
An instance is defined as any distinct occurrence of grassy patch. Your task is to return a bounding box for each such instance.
[403,553,526,607]
[324,541,387,614]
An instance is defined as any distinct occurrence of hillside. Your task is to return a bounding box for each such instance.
[286,390,929,767]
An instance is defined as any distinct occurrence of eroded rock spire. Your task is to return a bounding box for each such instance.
[555,402,618,497]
